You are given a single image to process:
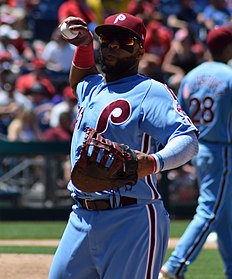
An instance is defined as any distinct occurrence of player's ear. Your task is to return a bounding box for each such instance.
[137,46,145,59]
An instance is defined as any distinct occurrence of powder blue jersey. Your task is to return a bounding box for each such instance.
[69,73,196,200]
[163,62,232,279]
[178,61,232,143]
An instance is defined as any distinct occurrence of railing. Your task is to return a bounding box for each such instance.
[0,140,72,208]
[0,140,198,219]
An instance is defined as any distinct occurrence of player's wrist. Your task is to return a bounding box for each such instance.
[72,40,95,69]
[149,153,164,173]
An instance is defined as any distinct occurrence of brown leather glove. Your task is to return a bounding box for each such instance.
[71,128,138,193]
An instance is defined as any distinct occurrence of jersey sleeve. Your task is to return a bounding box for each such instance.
[139,80,197,146]
[177,77,190,114]
[76,74,104,105]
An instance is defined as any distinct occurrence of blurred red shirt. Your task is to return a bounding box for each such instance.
[58,0,96,24]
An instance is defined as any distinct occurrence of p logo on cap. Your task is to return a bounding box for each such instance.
[95,13,146,45]
[113,14,126,24]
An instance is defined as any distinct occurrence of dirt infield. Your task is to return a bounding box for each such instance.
[0,254,53,279]
[0,238,217,248]
[0,240,58,279]
[0,239,217,279]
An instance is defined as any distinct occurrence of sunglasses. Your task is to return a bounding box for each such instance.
[99,34,141,47]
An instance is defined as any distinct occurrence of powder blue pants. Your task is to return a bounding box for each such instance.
[49,199,169,279]
[163,143,232,279]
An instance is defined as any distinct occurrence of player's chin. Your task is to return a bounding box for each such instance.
[101,59,116,73]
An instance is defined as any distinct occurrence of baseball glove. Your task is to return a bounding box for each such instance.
[71,127,138,192]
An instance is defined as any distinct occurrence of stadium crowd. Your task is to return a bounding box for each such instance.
[0,0,231,142]
[0,0,231,203]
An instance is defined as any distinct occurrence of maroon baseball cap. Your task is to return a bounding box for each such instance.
[206,26,232,52]
[95,13,146,44]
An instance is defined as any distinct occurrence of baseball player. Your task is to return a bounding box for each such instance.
[48,13,198,279]
[159,26,232,279]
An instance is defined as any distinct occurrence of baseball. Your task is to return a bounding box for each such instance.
[60,22,79,39]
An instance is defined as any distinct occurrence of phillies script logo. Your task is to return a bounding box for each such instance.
[96,99,131,133]
[113,14,126,24]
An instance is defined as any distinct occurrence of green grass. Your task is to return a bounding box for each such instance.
[0,221,65,239]
[0,220,224,278]
[0,220,190,239]
[0,246,56,254]
[165,249,224,279]
[168,219,190,237]
[167,220,224,278]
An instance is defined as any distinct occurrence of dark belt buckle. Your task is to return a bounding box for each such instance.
[84,199,93,210]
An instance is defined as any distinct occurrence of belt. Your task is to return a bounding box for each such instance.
[76,196,137,210]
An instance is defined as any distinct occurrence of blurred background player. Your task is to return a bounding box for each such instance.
[159,26,232,279]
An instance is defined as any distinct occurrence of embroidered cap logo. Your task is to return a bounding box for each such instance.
[113,14,126,24]
[95,13,147,45]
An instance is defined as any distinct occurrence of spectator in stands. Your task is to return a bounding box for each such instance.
[0,51,12,68]
[31,39,46,59]
[0,70,32,111]
[156,0,181,23]
[7,108,42,141]
[0,24,22,69]
[0,70,32,137]
[161,27,205,93]
[43,109,73,190]
[0,57,13,87]
[139,20,173,81]
[58,0,97,32]
[127,0,155,16]
[25,81,54,132]
[0,6,35,64]
[166,0,202,39]
[49,85,77,128]
[15,57,55,96]
[126,0,161,25]
[202,0,232,31]
[27,0,65,41]
[11,36,35,65]
[2,0,38,32]
[194,0,210,12]
[43,111,73,141]
[41,28,75,84]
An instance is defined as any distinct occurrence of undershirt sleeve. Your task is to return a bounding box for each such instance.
[152,131,199,172]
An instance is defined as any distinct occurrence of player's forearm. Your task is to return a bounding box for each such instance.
[69,41,98,89]
[137,131,198,178]
[69,62,98,92]
[154,131,199,172]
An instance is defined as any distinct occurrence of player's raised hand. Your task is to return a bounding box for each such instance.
[59,17,93,47]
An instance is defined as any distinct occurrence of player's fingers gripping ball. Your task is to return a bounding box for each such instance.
[59,17,93,46]
[71,128,138,192]
[60,21,80,39]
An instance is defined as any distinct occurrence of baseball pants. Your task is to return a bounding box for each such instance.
[163,143,232,279]
[48,199,169,279]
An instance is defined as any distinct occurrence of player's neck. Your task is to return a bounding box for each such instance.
[105,67,138,82]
